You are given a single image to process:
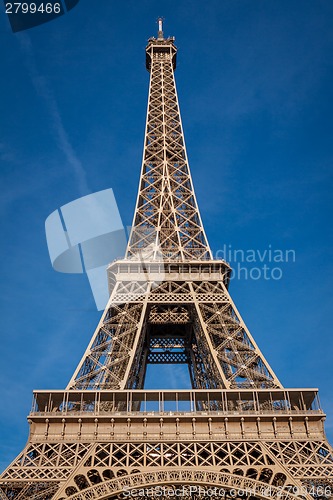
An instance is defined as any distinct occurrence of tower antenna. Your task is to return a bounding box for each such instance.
[157,17,164,40]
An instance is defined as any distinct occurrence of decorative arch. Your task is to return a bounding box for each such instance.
[64,469,301,500]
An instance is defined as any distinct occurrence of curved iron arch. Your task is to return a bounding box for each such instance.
[65,468,305,500]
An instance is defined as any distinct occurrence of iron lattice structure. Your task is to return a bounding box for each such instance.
[1,21,332,500]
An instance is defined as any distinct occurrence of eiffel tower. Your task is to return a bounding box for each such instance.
[1,20,333,500]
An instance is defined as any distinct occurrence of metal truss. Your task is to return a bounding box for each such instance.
[66,269,281,391]
[126,30,211,261]
[1,21,333,500]
[1,387,333,497]
[2,434,333,498]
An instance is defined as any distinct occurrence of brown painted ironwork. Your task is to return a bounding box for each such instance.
[1,20,332,500]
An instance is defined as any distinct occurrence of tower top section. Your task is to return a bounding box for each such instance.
[157,17,164,40]
[127,20,211,261]
[146,19,177,71]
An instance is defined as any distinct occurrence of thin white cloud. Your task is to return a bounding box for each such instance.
[17,33,89,195]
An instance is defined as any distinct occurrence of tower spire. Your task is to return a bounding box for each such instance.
[157,17,164,40]
[127,27,210,261]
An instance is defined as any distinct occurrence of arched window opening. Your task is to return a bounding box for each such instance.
[103,469,115,481]
[233,468,244,476]
[259,468,273,483]
[65,486,78,496]
[272,473,287,486]
[117,469,128,477]
[74,474,89,490]
[246,468,258,479]
[87,469,102,485]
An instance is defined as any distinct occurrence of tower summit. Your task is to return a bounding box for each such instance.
[1,22,332,500]
[157,17,164,40]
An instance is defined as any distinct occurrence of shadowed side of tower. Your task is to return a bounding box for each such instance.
[0,20,332,500]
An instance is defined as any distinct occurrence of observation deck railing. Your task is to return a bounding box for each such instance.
[30,388,322,417]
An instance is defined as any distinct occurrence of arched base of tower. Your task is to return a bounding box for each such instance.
[56,469,310,500]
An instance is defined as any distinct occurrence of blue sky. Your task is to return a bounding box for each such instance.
[1,0,333,471]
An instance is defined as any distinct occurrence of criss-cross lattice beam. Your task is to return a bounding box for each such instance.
[190,280,281,389]
[126,36,211,261]
[67,270,281,391]
[67,283,150,390]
